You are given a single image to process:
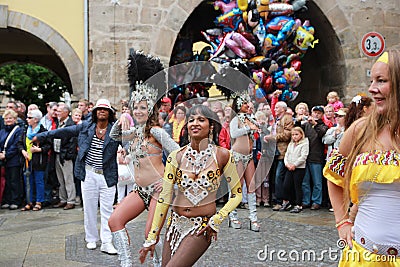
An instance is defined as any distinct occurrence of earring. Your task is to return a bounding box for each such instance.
[209,127,213,142]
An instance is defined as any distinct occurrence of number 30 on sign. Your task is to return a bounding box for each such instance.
[361,32,385,57]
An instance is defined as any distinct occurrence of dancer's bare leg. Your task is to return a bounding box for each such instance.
[244,160,256,193]
[163,233,211,267]
[108,191,146,231]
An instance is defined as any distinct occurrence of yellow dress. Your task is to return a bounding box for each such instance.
[324,149,400,266]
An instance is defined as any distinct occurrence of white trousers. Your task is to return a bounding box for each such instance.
[117,183,134,203]
[82,169,116,244]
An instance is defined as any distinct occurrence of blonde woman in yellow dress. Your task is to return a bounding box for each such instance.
[324,50,400,266]
[139,105,242,266]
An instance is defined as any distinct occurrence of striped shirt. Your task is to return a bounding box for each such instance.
[85,134,104,170]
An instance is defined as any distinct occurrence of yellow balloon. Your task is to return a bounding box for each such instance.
[237,0,248,11]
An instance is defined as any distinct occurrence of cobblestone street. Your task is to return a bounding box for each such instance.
[0,205,338,266]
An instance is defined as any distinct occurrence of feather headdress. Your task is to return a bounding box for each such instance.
[127,49,164,114]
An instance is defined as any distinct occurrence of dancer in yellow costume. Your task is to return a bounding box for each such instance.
[139,105,242,266]
[324,50,400,266]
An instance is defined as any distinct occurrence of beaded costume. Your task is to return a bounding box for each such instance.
[166,211,210,255]
[229,113,258,168]
[133,180,160,210]
[324,149,400,265]
[144,146,242,253]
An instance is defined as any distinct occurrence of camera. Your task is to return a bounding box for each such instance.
[302,116,308,121]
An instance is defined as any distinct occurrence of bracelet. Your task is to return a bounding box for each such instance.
[143,239,156,248]
[335,218,353,229]
[208,214,222,233]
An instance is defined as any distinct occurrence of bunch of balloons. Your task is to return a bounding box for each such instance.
[204,0,319,102]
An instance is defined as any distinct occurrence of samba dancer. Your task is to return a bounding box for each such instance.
[228,94,261,231]
[108,51,179,267]
[139,105,242,266]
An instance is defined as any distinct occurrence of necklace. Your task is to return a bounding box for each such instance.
[97,126,107,134]
[129,125,147,167]
[183,143,214,175]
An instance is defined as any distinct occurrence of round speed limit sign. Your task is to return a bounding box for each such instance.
[361,32,385,57]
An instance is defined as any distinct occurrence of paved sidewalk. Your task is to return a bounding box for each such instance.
[0,205,339,266]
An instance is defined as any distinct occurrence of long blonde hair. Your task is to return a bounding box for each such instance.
[344,49,400,202]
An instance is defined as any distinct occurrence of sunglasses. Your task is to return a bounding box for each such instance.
[27,117,34,119]
[334,115,345,118]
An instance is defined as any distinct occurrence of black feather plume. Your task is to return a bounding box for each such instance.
[127,48,164,96]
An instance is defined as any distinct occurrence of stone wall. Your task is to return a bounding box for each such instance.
[88,0,400,106]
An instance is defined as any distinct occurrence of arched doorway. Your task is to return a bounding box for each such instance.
[0,27,72,91]
[170,0,346,108]
[0,8,83,98]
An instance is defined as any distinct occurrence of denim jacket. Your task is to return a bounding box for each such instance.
[36,121,120,187]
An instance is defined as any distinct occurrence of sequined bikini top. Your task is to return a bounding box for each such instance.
[128,125,162,167]
[175,144,221,206]
[237,113,257,142]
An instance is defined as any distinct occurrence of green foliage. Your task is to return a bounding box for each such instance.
[0,63,67,109]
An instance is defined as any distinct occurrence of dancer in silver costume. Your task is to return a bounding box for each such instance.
[108,50,179,267]
[229,93,261,232]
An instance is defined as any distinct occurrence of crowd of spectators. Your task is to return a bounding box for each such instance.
[0,99,93,210]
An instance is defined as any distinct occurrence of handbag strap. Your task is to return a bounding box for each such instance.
[4,125,19,150]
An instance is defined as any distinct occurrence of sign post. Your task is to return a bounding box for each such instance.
[361,32,385,57]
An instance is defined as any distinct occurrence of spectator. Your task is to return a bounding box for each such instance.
[0,109,24,210]
[78,98,92,121]
[160,97,172,114]
[71,108,83,124]
[27,104,39,112]
[19,109,51,211]
[70,107,83,205]
[294,102,309,122]
[211,101,223,113]
[216,109,225,124]
[326,91,344,112]
[344,95,374,129]
[170,105,186,144]
[296,106,328,210]
[281,127,309,213]
[40,102,59,130]
[1,101,25,129]
[88,102,94,113]
[254,111,275,207]
[34,99,120,254]
[265,101,294,211]
[323,105,335,128]
[323,108,348,158]
[40,102,59,207]
[49,103,77,210]
[120,103,134,127]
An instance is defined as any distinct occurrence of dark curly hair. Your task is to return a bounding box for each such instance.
[344,95,374,129]
[180,105,222,146]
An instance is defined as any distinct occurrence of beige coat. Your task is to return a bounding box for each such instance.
[284,137,309,169]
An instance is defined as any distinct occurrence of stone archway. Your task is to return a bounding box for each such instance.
[0,6,83,97]
[167,0,352,107]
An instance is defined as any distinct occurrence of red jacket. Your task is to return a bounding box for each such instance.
[219,123,231,149]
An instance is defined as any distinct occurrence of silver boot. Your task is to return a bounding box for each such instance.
[228,209,242,229]
[112,229,132,267]
[248,192,260,232]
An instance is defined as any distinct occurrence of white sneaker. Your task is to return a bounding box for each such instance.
[100,242,118,255]
[86,242,97,250]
